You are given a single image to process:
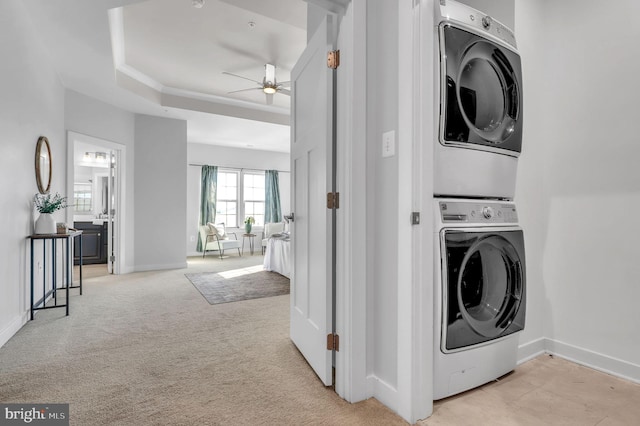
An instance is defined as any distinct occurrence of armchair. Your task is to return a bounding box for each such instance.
[199,222,242,259]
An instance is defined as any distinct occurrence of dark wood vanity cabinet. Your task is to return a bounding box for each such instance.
[73,222,108,264]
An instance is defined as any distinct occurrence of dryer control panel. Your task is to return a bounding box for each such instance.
[439,201,518,224]
[440,0,516,49]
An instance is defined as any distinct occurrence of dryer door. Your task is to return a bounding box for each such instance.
[442,229,526,352]
[440,24,523,155]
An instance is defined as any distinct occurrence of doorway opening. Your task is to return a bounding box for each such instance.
[66,131,126,276]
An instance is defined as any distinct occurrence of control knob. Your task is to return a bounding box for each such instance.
[482,206,494,219]
[482,15,492,29]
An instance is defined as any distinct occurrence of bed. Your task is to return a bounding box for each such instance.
[263,235,291,278]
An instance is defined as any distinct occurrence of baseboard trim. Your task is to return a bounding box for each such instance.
[546,338,640,385]
[366,374,398,413]
[120,265,135,274]
[518,337,640,384]
[134,262,188,272]
[517,337,546,365]
[0,313,29,349]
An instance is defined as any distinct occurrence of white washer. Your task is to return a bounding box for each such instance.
[434,198,526,400]
[434,1,523,199]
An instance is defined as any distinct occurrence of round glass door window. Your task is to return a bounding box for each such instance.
[458,42,519,142]
[441,25,523,152]
[456,234,523,338]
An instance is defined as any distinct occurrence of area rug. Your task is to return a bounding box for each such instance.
[185,268,290,305]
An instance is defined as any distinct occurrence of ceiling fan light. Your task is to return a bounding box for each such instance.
[192,0,204,8]
[263,86,277,94]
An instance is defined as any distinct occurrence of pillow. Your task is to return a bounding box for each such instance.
[265,222,285,237]
[207,222,228,240]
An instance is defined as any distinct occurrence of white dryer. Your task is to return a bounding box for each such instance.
[434,198,526,400]
[434,1,523,199]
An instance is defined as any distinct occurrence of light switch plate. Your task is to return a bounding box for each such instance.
[382,130,395,158]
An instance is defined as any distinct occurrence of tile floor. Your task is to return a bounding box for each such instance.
[424,354,640,425]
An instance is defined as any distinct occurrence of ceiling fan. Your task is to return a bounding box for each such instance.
[223,64,290,105]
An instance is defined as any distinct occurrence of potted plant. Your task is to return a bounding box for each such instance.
[244,216,255,234]
[34,192,69,234]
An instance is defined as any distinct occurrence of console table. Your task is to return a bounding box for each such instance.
[27,230,83,320]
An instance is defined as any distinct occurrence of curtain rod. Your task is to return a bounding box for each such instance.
[188,163,290,174]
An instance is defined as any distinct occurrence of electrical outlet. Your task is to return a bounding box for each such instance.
[37,261,42,271]
[382,130,395,158]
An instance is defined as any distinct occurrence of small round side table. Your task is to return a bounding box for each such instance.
[242,233,256,255]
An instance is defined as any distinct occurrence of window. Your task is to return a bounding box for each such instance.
[74,183,92,212]
[213,170,266,227]
[243,173,265,226]
[216,171,238,227]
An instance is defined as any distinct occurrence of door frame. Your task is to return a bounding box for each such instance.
[311,0,434,420]
[303,0,365,399]
[402,0,435,421]
[332,0,367,402]
[332,0,435,422]
[66,131,126,275]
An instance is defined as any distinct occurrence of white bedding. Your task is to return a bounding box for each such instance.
[263,237,291,278]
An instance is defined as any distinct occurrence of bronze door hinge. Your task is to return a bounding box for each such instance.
[327,333,340,351]
[327,192,340,209]
[327,50,340,69]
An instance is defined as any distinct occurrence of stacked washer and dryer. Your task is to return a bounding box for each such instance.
[432,1,527,400]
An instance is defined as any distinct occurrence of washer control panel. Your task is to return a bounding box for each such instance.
[440,201,518,224]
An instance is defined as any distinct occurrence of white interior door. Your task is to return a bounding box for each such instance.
[106,150,116,274]
[289,15,335,386]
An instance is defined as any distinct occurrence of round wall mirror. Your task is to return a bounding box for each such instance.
[35,136,52,194]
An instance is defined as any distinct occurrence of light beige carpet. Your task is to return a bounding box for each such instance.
[1,256,404,425]
[2,255,639,425]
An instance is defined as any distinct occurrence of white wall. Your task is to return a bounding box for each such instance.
[65,90,136,147]
[515,0,640,380]
[307,2,326,43]
[65,90,136,273]
[366,0,400,396]
[512,0,547,360]
[186,143,290,256]
[134,115,188,271]
[0,0,65,347]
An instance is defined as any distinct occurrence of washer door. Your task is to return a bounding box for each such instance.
[442,230,526,352]
[440,24,523,154]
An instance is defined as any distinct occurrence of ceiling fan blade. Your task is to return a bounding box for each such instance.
[222,71,262,85]
[228,87,263,94]
[265,93,274,105]
[278,88,291,96]
[278,81,291,87]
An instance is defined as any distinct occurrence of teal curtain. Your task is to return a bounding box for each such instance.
[264,170,282,224]
[197,165,217,252]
